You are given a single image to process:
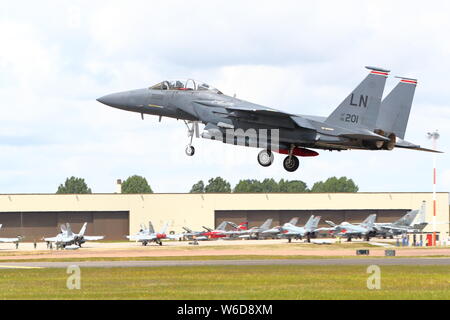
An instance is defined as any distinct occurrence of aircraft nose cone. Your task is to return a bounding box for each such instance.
[96,93,123,107]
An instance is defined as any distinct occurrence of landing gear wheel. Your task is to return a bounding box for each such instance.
[185,145,195,156]
[283,156,299,172]
[257,150,274,167]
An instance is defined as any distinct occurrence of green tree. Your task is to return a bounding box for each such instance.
[234,179,263,193]
[190,180,205,193]
[310,176,359,193]
[121,175,153,194]
[204,177,232,193]
[56,177,92,194]
[260,178,280,193]
[278,179,309,193]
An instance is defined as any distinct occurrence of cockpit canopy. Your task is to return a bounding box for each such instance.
[150,79,222,94]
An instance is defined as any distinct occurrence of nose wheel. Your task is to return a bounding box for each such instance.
[283,155,299,172]
[257,150,274,167]
[184,121,199,157]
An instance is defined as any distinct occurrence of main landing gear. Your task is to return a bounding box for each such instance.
[184,121,199,157]
[257,145,301,172]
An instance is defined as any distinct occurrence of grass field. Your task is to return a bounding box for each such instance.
[0,265,449,299]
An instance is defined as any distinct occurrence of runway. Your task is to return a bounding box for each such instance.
[1,258,449,269]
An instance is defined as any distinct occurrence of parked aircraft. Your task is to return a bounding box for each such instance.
[225,219,273,239]
[98,67,441,173]
[200,221,230,239]
[374,202,428,238]
[262,217,300,238]
[44,223,104,249]
[0,224,21,248]
[319,214,377,241]
[280,216,321,243]
[127,221,173,246]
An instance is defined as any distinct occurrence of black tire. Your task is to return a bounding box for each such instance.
[185,145,195,156]
[283,156,299,172]
[257,150,274,167]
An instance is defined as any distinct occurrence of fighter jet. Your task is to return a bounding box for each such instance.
[0,224,22,248]
[225,219,273,239]
[374,202,428,238]
[44,223,104,250]
[97,67,441,172]
[280,215,321,243]
[127,221,172,246]
[262,217,300,238]
[319,214,377,242]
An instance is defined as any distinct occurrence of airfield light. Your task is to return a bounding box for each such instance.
[427,130,440,246]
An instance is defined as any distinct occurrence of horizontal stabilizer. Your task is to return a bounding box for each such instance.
[395,139,443,153]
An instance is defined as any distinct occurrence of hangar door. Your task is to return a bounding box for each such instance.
[0,211,129,241]
[215,209,410,229]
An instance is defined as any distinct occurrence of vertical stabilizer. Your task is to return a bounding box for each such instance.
[376,77,417,139]
[326,66,389,130]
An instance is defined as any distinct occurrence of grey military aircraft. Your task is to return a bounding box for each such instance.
[319,214,377,242]
[225,219,273,239]
[262,217,299,238]
[374,202,428,238]
[0,224,22,248]
[127,221,172,246]
[279,215,321,243]
[97,67,441,172]
[44,223,104,250]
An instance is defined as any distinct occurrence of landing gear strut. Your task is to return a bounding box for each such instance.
[184,121,199,157]
[257,150,274,167]
[283,145,299,172]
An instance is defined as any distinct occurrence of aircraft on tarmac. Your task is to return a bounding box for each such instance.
[97,67,442,173]
[44,223,104,250]
[374,202,428,238]
[0,224,22,248]
[262,217,300,238]
[200,221,232,239]
[225,219,273,239]
[279,215,321,243]
[319,214,377,242]
[127,221,173,246]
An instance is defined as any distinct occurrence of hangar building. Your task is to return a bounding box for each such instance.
[0,192,448,241]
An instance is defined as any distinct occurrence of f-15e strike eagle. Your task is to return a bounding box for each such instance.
[97,67,441,172]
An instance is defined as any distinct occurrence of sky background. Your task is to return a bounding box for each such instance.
[0,0,449,194]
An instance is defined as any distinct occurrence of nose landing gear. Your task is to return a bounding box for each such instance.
[184,121,199,157]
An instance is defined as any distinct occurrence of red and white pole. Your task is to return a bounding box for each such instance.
[428,131,440,246]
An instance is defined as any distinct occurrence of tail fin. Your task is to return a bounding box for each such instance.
[148,222,155,234]
[79,223,87,236]
[394,209,419,227]
[159,222,169,234]
[361,214,377,228]
[60,224,67,233]
[0,224,2,230]
[326,66,389,130]
[288,217,299,226]
[376,77,417,139]
[183,227,193,233]
[412,201,427,225]
[66,223,73,236]
[312,216,321,229]
[216,221,228,231]
[238,222,249,230]
[304,215,316,229]
[260,219,273,230]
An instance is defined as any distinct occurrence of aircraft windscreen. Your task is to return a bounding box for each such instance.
[150,79,222,94]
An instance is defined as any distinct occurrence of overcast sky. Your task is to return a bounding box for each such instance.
[1,0,449,194]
